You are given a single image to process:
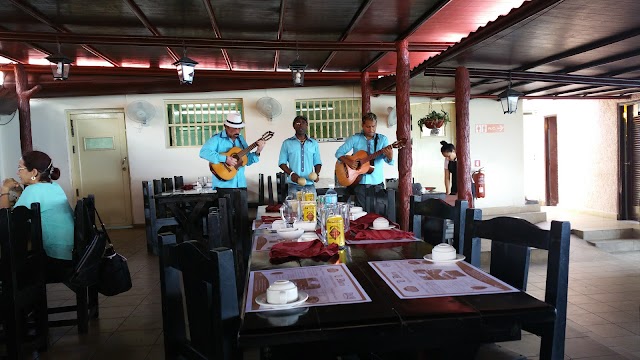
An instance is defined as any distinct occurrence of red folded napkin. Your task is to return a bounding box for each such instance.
[348,213,414,241]
[350,213,400,231]
[265,203,282,212]
[260,215,282,224]
[269,240,339,261]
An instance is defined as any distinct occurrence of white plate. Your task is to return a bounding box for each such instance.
[368,225,397,230]
[255,291,309,309]
[423,254,466,263]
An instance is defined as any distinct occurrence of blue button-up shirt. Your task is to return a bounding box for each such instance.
[199,131,259,189]
[278,135,322,185]
[335,131,394,185]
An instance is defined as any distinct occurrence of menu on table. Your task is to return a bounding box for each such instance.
[369,259,518,299]
[245,264,371,312]
[252,220,274,230]
[252,233,282,252]
[346,237,420,245]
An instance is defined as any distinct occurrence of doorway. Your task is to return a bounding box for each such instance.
[620,104,640,221]
[544,115,559,206]
[68,111,132,227]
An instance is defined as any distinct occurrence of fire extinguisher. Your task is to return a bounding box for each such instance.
[472,168,486,198]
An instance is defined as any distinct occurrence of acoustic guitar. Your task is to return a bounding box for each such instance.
[335,139,407,187]
[209,131,275,181]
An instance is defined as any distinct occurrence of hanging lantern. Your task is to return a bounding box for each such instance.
[45,51,73,81]
[173,51,198,85]
[288,58,307,86]
[498,80,523,114]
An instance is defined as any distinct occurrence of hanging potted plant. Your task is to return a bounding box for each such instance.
[418,110,450,130]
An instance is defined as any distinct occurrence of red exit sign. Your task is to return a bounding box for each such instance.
[475,124,505,133]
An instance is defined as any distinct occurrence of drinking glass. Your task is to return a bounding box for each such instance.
[281,196,299,228]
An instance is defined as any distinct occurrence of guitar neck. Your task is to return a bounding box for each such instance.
[236,141,258,158]
[361,144,391,163]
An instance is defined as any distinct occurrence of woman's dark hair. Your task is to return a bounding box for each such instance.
[362,112,377,124]
[440,141,455,153]
[22,150,60,182]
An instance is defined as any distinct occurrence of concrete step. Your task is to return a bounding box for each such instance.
[585,238,640,253]
[572,227,636,241]
[481,204,541,216]
[482,211,547,224]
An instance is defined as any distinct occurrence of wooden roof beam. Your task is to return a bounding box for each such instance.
[361,0,450,72]
[422,67,640,88]
[9,0,119,67]
[319,0,374,72]
[273,0,286,72]
[371,90,629,100]
[123,0,179,62]
[374,0,563,91]
[203,0,232,70]
[524,64,640,96]
[0,30,452,52]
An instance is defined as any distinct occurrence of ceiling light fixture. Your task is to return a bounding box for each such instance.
[173,48,198,85]
[288,55,307,87]
[498,74,523,114]
[45,43,73,80]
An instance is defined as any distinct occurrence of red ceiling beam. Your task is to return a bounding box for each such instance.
[0,30,453,52]
[0,64,389,80]
[202,0,232,70]
[8,0,120,67]
[371,91,630,100]
[0,51,23,64]
[319,0,374,72]
[273,0,286,72]
[123,0,180,63]
[0,25,51,57]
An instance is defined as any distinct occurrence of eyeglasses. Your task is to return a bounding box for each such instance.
[17,166,27,171]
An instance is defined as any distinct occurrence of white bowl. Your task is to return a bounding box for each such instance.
[372,217,390,229]
[431,243,457,261]
[350,211,367,220]
[276,227,304,240]
[298,233,318,242]
[271,220,286,230]
[293,220,316,232]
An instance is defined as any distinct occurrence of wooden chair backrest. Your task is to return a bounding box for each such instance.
[159,235,239,360]
[463,209,570,359]
[410,198,468,254]
[364,187,396,222]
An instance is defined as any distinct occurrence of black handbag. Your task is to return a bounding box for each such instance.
[95,209,132,296]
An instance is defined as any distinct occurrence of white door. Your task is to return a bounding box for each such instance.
[69,111,132,227]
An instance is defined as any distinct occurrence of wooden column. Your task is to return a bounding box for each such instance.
[14,64,41,154]
[395,39,412,230]
[455,66,473,207]
[361,72,371,114]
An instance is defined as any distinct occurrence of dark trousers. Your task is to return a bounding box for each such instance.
[353,183,384,208]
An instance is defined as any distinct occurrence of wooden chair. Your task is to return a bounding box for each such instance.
[0,204,48,358]
[463,209,570,360]
[142,181,178,255]
[48,196,100,334]
[364,187,396,222]
[276,172,287,204]
[158,234,239,360]
[410,198,478,264]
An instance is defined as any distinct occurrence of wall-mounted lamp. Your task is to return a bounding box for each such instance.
[45,44,73,80]
[497,78,523,114]
[288,58,307,87]
[173,48,198,85]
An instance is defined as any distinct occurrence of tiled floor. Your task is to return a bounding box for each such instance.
[27,208,640,360]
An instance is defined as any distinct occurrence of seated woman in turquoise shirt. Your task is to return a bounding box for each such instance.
[1,151,75,282]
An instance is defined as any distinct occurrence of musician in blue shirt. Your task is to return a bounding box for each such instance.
[335,112,394,206]
[278,116,322,197]
[199,112,265,189]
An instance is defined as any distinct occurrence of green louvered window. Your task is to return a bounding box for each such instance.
[295,98,362,142]
[166,100,243,147]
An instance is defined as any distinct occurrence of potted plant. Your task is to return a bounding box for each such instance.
[418,110,450,130]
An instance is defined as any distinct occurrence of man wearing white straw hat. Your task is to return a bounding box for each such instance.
[200,112,265,189]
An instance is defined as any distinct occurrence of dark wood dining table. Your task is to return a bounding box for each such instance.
[238,228,556,358]
[153,189,219,242]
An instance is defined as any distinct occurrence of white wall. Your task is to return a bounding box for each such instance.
[524,98,620,216]
[0,85,530,224]
[0,111,21,180]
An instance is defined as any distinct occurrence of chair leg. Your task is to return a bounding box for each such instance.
[89,285,100,319]
[76,286,89,334]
